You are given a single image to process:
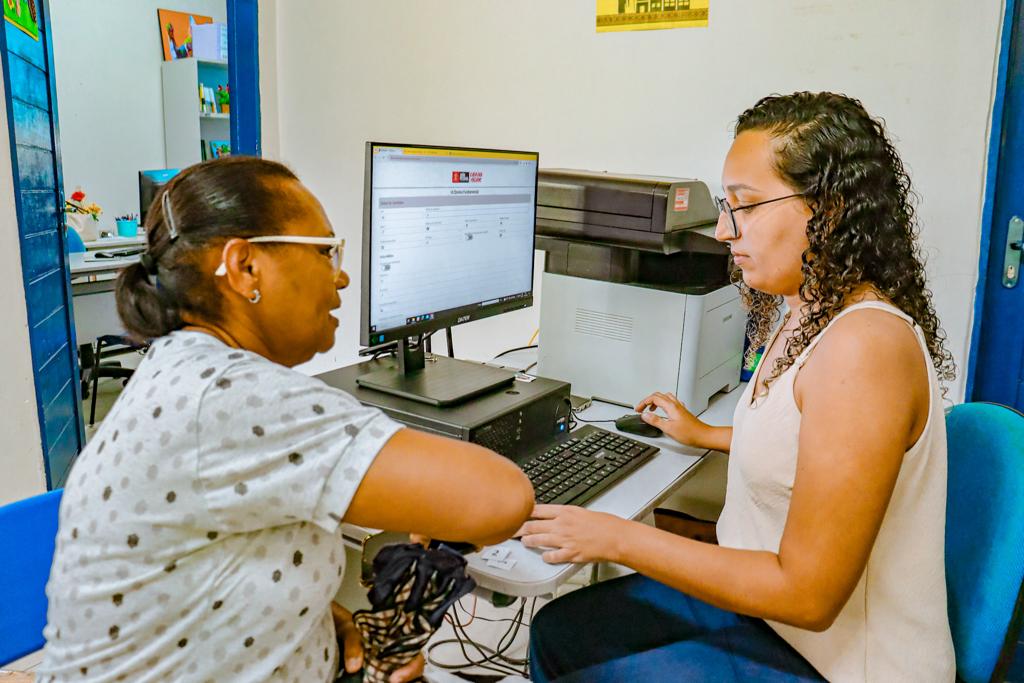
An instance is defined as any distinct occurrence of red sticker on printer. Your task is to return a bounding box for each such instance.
[674,187,690,212]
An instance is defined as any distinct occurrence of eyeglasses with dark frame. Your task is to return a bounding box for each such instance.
[713,193,805,238]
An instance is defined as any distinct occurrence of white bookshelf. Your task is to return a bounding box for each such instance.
[161,58,230,168]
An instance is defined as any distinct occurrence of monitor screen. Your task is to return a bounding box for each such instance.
[361,143,539,346]
[138,168,180,225]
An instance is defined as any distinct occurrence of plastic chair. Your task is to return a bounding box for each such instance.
[945,402,1024,683]
[0,489,62,666]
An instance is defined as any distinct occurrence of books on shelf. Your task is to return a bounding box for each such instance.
[198,82,230,115]
[201,139,231,161]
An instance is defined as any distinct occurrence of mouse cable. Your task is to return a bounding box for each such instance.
[570,407,617,424]
[492,344,538,360]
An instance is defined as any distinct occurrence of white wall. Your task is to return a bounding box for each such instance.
[51,0,226,230]
[0,67,48,505]
[264,1,1002,397]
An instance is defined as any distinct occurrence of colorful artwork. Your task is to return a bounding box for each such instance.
[209,140,231,159]
[4,0,39,41]
[157,9,212,61]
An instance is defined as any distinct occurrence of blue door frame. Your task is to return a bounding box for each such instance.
[228,0,260,157]
[1,0,84,488]
[1,0,260,489]
[968,0,1024,411]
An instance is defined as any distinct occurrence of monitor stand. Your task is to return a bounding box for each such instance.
[355,337,515,407]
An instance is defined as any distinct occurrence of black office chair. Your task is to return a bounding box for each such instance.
[86,335,146,425]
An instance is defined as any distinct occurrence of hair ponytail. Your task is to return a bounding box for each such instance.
[115,261,183,341]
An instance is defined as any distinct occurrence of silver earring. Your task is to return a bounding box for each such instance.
[248,289,261,304]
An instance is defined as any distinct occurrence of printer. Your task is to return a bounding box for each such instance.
[535,169,745,415]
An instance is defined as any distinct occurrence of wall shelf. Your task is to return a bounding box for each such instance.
[161,58,230,168]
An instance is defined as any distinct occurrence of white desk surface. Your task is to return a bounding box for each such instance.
[69,251,140,276]
[83,235,147,250]
[338,346,744,597]
[455,385,743,597]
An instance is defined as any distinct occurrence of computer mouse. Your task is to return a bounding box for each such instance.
[614,413,663,438]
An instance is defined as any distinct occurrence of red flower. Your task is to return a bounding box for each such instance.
[70,190,85,202]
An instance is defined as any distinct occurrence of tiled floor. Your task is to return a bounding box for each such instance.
[81,352,140,442]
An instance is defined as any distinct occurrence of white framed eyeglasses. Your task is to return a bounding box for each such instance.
[214,235,345,276]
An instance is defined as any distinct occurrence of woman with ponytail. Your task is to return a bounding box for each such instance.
[39,157,533,682]
[524,93,956,682]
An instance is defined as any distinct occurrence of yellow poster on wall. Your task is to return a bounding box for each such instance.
[597,0,709,33]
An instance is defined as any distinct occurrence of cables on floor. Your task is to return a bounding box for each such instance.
[426,596,537,677]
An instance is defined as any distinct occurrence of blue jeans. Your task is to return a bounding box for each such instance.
[529,573,825,682]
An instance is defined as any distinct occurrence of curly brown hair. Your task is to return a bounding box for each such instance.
[734,92,956,393]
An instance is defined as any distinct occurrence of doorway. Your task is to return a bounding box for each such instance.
[1,0,260,487]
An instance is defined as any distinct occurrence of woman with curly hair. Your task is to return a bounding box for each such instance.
[522,92,956,682]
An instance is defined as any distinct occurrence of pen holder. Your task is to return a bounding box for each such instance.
[115,219,139,237]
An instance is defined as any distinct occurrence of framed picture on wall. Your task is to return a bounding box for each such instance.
[157,9,212,61]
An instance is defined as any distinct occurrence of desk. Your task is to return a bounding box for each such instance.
[69,252,139,344]
[83,235,146,251]
[69,251,140,279]
[338,380,742,599]
[462,387,741,597]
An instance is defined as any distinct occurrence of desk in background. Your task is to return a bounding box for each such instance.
[82,235,146,251]
[69,251,139,346]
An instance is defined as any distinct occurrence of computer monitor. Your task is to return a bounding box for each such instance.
[138,169,180,225]
[357,142,540,406]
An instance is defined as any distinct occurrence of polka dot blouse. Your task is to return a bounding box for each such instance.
[37,330,402,682]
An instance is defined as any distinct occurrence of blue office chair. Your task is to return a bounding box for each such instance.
[946,402,1024,683]
[65,227,86,254]
[0,489,62,666]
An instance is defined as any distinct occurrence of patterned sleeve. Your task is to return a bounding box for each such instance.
[192,360,403,533]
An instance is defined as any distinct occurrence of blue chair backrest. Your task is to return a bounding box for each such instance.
[0,488,63,666]
[946,403,1024,683]
[65,227,86,254]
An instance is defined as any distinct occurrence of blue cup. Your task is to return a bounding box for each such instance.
[116,219,138,237]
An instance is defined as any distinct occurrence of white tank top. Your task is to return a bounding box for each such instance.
[716,301,955,682]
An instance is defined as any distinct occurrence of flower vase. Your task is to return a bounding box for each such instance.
[66,212,98,241]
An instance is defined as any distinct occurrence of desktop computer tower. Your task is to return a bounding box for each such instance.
[318,356,572,459]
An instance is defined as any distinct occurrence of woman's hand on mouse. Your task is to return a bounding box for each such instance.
[635,392,708,447]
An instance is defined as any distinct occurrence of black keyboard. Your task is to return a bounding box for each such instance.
[519,425,659,507]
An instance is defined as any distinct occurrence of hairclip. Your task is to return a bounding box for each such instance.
[162,191,179,241]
